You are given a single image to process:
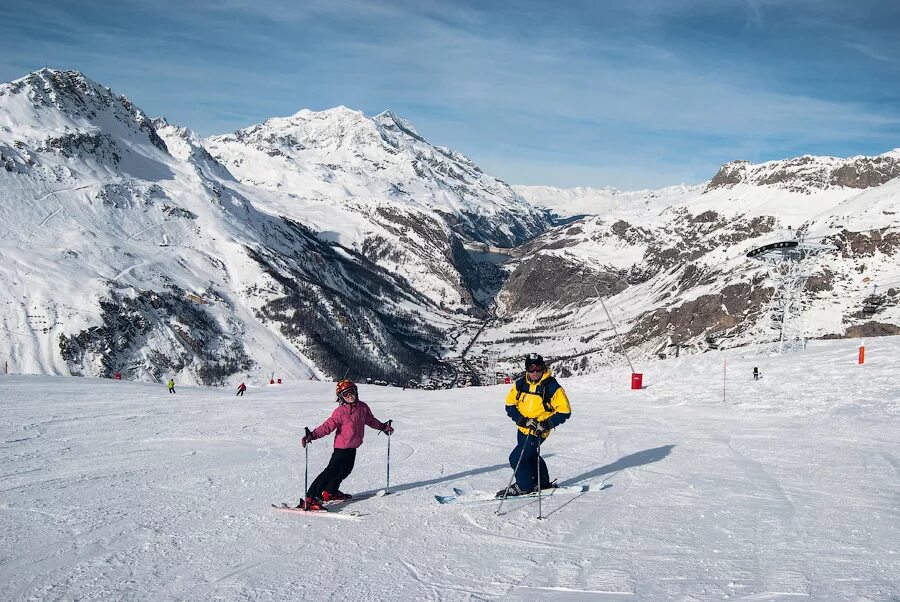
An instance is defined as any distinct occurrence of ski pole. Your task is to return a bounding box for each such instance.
[385,420,393,493]
[304,427,311,499]
[496,431,531,515]
[536,436,543,520]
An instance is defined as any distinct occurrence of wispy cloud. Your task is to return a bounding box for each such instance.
[842,41,896,64]
[2,0,899,189]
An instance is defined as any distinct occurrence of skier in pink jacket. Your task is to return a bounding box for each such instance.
[300,379,393,510]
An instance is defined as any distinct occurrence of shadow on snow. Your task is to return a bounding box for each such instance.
[558,444,675,487]
[347,445,674,502]
[353,461,511,499]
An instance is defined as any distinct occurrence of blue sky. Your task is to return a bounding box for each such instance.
[2,0,899,189]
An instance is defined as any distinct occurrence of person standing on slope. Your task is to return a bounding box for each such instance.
[236,382,247,396]
[497,353,571,498]
[299,379,394,510]
[167,379,175,394]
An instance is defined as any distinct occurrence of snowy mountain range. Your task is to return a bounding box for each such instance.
[505,168,900,374]
[1,69,898,386]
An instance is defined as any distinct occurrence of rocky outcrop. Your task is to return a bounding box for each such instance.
[829,228,900,258]
[707,161,749,190]
[830,157,900,188]
[59,287,252,385]
[644,211,775,275]
[499,253,628,313]
[706,154,900,193]
[843,322,900,337]
[40,132,120,165]
[624,282,773,350]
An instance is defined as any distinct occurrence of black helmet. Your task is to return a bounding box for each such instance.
[524,353,545,371]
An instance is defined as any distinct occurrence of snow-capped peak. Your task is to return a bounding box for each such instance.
[151,117,234,180]
[374,110,421,138]
[3,68,114,114]
[205,106,548,247]
[0,68,169,157]
[287,105,364,121]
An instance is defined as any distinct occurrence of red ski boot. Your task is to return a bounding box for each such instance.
[300,497,324,511]
[322,490,352,504]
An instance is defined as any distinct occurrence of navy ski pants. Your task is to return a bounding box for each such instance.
[509,430,549,492]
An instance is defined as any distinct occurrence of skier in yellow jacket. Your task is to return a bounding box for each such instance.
[497,353,571,497]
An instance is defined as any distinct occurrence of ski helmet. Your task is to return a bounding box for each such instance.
[335,379,357,400]
[524,353,545,371]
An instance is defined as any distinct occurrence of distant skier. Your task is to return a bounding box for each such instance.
[299,379,394,510]
[236,382,247,397]
[167,379,175,394]
[497,353,571,498]
[753,367,759,381]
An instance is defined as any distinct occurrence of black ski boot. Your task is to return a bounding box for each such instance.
[496,483,530,498]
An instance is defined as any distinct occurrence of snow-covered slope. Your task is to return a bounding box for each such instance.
[513,183,701,219]
[1,337,896,599]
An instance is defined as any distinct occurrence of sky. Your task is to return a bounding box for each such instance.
[2,0,900,190]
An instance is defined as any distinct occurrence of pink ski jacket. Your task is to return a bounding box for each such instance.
[308,400,388,449]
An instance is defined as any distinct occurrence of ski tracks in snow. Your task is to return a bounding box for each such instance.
[24,184,94,242]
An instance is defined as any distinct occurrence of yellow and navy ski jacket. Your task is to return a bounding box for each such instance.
[505,369,571,439]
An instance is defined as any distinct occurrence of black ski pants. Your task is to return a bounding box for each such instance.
[308,448,357,499]
[509,430,549,492]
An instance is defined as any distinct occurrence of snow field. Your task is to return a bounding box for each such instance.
[0,336,897,600]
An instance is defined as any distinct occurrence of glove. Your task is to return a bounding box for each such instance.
[515,416,529,428]
[301,428,313,447]
[382,422,394,435]
[525,418,550,433]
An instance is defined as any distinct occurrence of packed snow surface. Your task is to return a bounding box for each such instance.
[1,337,897,600]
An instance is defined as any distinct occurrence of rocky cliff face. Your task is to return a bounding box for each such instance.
[707,154,900,193]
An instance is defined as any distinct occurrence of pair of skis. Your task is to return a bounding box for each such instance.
[271,502,363,520]
[272,481,610,520]
[271,489,389,520]
[434,482,610,505]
